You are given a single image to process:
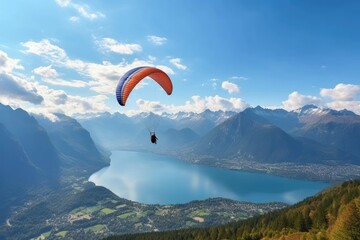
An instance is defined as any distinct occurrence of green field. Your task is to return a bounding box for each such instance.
[117,211,133,219]
[55,231,68,238]
[190,210,210,217]
[100,208,116,215]
[84,224,107,234]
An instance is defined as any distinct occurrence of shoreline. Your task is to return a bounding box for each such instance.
[109,147,360,183]
[88,149,330,205]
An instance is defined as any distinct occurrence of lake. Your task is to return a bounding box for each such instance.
[89,150,329,204]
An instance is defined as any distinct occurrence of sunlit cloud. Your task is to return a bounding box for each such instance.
[27,84,110,119]
[21,39,67,62]
[55,0,71,7]
[21,39,175,95]
[147,35,167,45]
[222,81,240,94]
[96,37,142,55]
[169,58,187,70]
[320,83,360,101]
[0,50,24,73]
[326,100,360,115]
[33,65,59,79]
[155,65,175,75]
[319,83,360,114]
[55,0,105,20]
[33,65,88,87]
[125,95,248,115]
[282,91,322,110]
[148,55,156,62]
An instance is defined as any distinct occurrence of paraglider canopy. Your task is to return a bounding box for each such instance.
[116,66,173,106]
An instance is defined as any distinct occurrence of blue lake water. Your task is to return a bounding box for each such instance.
[89,151,329,204]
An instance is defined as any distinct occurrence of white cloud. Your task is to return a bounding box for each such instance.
[134,99,165,113]
[27,84,110,119]
[21,39,150,94]
[319,83,360,114]
[205,95,248,111]
[222,81,240,94]
[320,83,360,101]
[55,0,71,7]
[0,50,24,73]
[326,100,360,115]
[33,65,59,79]
[155,65,175,75]
[84,59,155,94]
[69,16,79,22]
[125,95,248,115]
[33,65,88,87]
[55,0,105,20]
[147,35,167,45]
[73,3,104,19]
[169,58,187,70]
[282,91,322,110]
[0,49,109,118]
[96,38,142,55]
[148,55,156,62]
[0,73,43,105]
[39,77,88,88]
[21,39,67,62]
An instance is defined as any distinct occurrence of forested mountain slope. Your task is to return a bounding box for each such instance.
[106,179,360,240]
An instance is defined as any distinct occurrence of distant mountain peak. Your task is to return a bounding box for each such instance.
[254,105,264,110]
[301,104,318,110]
[293,104,329,117]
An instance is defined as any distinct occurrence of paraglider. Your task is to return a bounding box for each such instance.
[150,132,158,144]
[116,66,173,144]
[116,66,173,106]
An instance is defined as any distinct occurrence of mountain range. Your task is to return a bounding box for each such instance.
[80,105,360,165]
[193,107,356,164]
[1,103,359,239]
[0,103,109,221]
[79,110,235,149]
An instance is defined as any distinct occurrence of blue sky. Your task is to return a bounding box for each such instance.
[0,0,360,118]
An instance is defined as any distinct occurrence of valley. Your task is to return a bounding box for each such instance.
[1,104,360,239]
[2,2,360,239]
[0,168,287,240]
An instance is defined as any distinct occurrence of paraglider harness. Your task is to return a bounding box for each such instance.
[150,131,158,144]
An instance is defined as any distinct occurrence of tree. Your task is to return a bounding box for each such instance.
[330,199,360,240]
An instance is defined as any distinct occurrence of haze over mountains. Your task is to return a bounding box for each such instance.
[0,103,109,221]
[81,104,360,165]
[4,101,358,212]
[194,106,358,165]
[80,110,235,149]
[1,102,360,239]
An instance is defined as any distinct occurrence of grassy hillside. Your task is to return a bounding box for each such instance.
[106,179,360,240]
